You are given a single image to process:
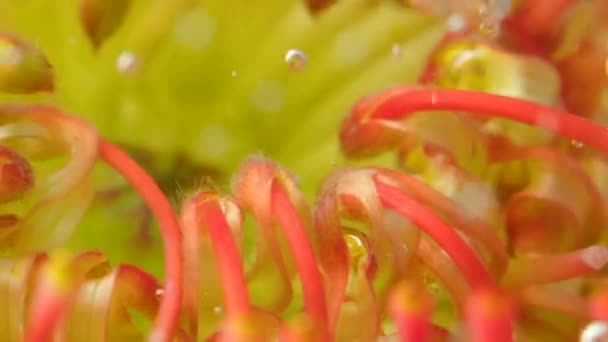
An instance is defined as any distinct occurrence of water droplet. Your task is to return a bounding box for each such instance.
[571,139,584,148]
[391,44,403,58]
[580,321,608,342]
[116,51,138,74]
[213,306,223,314]
[155,288,164,298]
[446,13,468,33]
[231,70,238,77]
[285,49,307,71]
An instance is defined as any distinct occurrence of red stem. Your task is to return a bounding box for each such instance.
[270,180,328,339]
[377,168,509,276]
[370,88,608,153]
[389,284,433,342]
[98,139,182,341]
[198,199,250,315]
[374,179,495,289]
[466,289,515,342]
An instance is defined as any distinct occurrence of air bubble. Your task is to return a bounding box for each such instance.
[580,321,608,342]
[116,51,139,75]
[231,70,238,77]
[155,288,164,298]
[285,49,307,71]
[571,140,584,148]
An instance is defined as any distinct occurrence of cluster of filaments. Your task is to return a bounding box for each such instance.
[1,0,608,341]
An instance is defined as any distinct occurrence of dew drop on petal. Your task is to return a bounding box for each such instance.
[155,288,164,298]
[116,51,139,75]
[285,48,307,71]
[580,321,608,342]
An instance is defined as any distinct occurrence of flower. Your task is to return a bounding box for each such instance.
[1,0,608,341]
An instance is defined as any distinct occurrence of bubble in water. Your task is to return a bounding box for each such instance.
[580,321,608,342]
[231,70,238,77]
[391,44,403,58]
[213,306,223,314]
[116,51,138,74]
[155,288,164,298]
[285,48,307,71]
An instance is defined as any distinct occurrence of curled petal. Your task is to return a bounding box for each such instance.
[493,146,605,253]
[340,87,418,158]
[26,250,110,341]
[180,191,249,338]
[335,230,379,342]
[388,282,433,342]
[98,140,183,341]
[374,177,495,289]
[0,34,53,93]
[359,87,608,155]
[61,264,162,341]
[416,237,470,307]
[270,175,328,337]
[317,168,419,314]
[314,181,349,336]
[376,168,508,277]
[0,253,44,342]
[231,156,293,311]
[502,245,608,288]
[519,286,588,320]
[0,145,33,203]
[0,105,98,253]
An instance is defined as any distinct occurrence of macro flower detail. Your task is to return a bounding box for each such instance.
[0,34,53,94]
[1,0,608,341]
